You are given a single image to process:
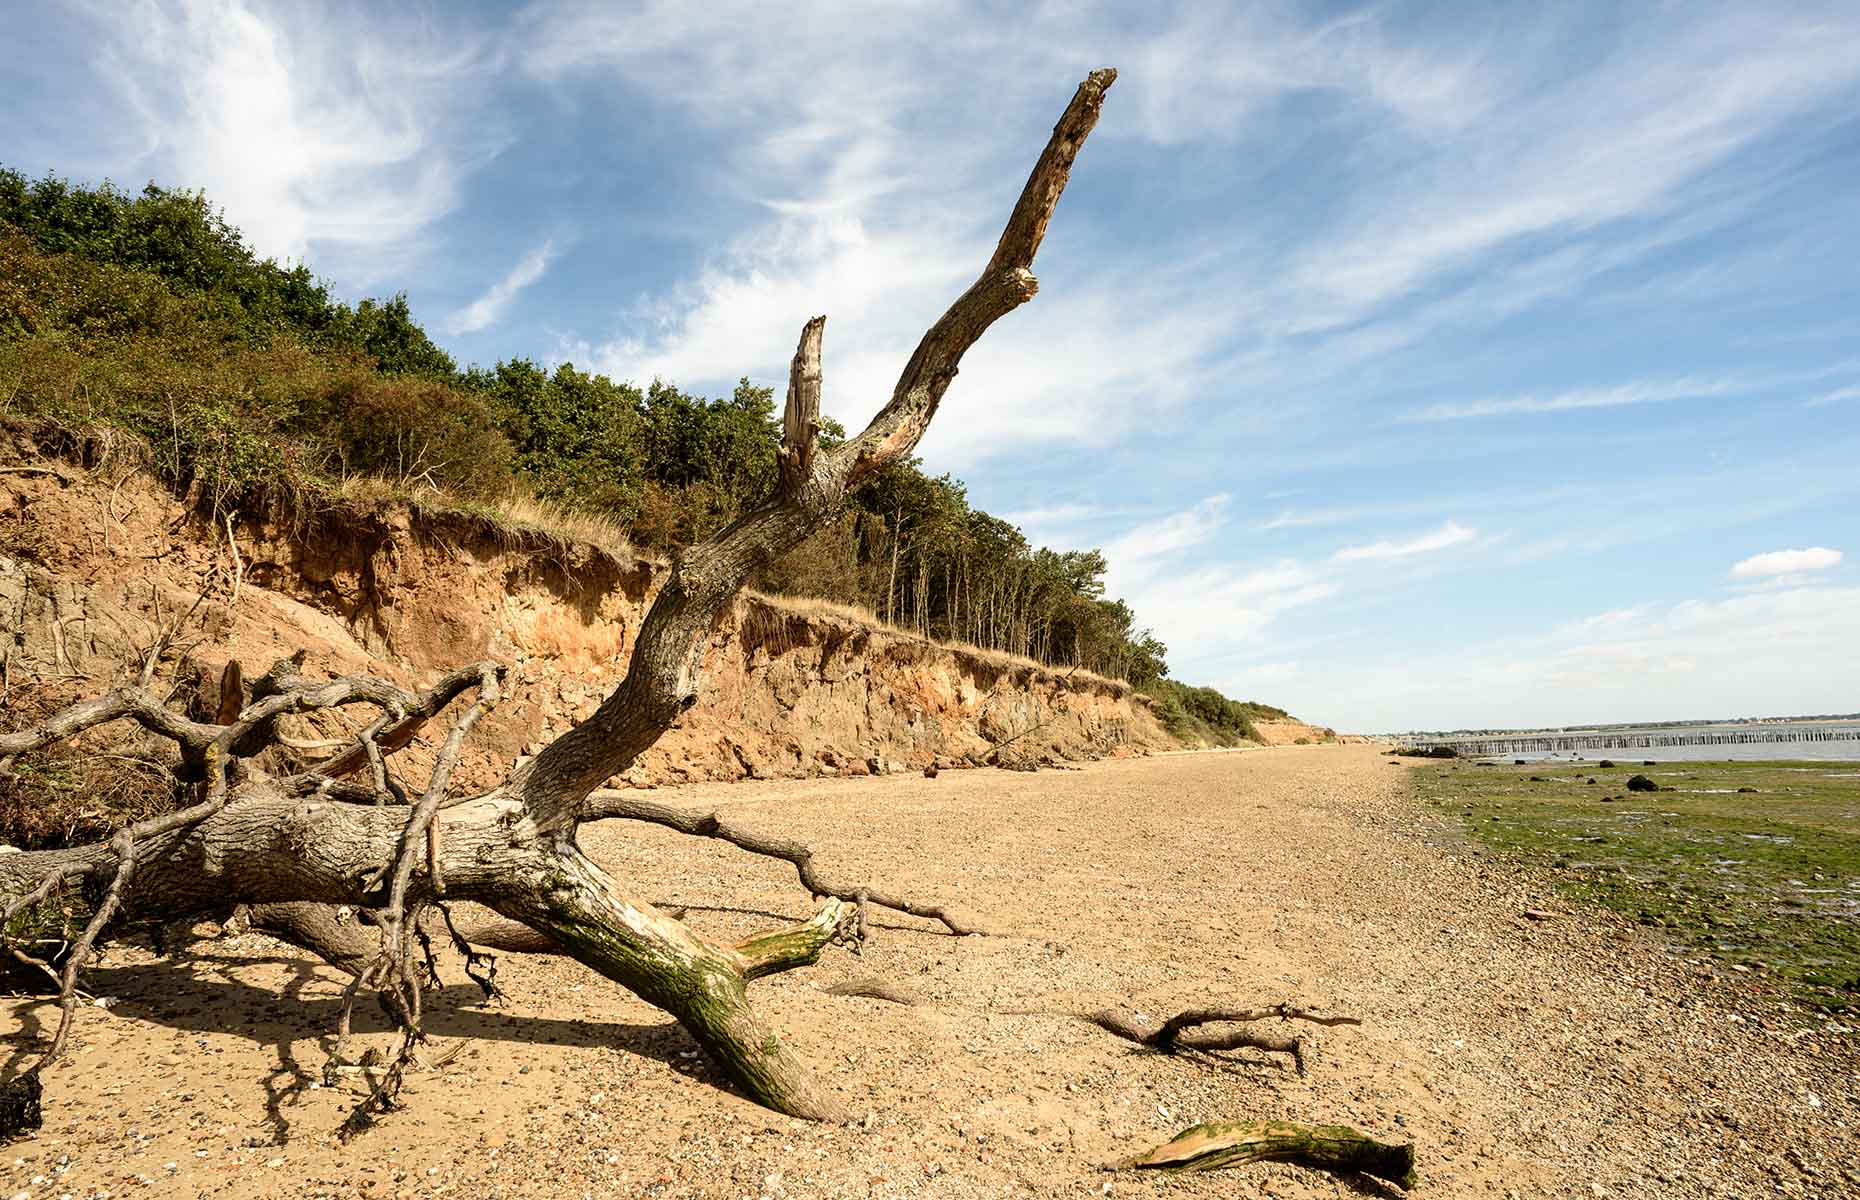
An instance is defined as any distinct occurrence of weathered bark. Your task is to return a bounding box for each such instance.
[234,902,376,977]
[776,316,824,496]
[1120,1119,1417,1190]
[484,849,851,1121]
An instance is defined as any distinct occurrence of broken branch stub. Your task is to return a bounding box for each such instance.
[777,315,825,495]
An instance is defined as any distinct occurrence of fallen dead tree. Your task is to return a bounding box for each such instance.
[0,69,1424,1188]
[0,68,1120,1128]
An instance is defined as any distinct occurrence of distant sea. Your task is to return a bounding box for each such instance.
[1480,721,1860,764]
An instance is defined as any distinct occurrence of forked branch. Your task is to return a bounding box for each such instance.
[581,791,989,935]
[515,68,1117,820]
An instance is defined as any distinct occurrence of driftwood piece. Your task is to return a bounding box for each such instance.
[1088,1002,1361,1074]
[1121,1119,1416,1190]
[821,977,925,1006]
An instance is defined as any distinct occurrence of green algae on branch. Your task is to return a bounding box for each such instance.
[1417,758,1860,1012]
[1120,1119,1417,1189]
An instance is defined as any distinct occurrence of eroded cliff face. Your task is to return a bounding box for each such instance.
[1,465,1172,790]
[1251,719,1338,746]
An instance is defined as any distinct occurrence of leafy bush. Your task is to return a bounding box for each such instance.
[1143,679,1286,746]
[0,166,453,374]
[299,371,512,499]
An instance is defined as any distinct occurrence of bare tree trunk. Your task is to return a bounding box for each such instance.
[0,68,1119,1125]
[885,502,903,625]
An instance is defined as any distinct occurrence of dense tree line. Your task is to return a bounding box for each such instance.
[0,166,1277,708]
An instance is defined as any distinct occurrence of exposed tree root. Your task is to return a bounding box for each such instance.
[582,791,989,936]
[1087,1002,1362,1075]
[1119,1119,1416,1190]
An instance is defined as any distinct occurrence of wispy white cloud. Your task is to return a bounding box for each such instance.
[1312,584,1860,732]
[447,239,557,335]
[1807,385,1860,408]
[1279,7,1860,323]
[1115,560,1339,669]
[89,0,496,285]
[1256,508,1357,531]
[1082,495,1339,667]
[1101,495,1230,574]
[1333,521,1477,562]
[525,3,1860,471]
[1730,546,1843,579]
[1404,376,1747,422]
[1000,503,1102,528]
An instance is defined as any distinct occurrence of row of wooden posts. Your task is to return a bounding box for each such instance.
[1400,728,1859,757]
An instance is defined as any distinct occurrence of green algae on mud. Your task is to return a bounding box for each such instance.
[1414,758,1860,1013]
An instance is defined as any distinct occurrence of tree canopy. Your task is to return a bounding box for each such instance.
[0,163,1276,710]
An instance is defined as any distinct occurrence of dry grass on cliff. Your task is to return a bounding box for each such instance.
[325,476,656,567]
[472,492,658,566]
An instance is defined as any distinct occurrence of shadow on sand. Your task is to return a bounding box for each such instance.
[5,951,716,1144]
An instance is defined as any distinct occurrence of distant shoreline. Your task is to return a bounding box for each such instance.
[1398,716,1860,739]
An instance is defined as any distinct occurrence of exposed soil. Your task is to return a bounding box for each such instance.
[5,747,1855,1198]
[0,463,1169,804]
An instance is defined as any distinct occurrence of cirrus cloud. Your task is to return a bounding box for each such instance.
[1333,521,1478,563]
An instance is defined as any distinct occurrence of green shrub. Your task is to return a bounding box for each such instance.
[298,371,512,499]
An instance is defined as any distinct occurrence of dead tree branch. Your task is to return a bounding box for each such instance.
[1119,1119,1416,1190]
[1088,1002,1361,1075]
[302,663,499,782]
[582,791,988,936]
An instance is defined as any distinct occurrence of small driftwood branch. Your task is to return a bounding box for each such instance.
[582,791,988,936]
[821,977,925,1006]
[1087,1002,1361,1075]
[1120,1119,1416,1191]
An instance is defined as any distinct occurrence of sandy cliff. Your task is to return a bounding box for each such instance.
[1,460,1172,790]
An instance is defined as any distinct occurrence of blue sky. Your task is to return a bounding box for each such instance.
[9,1,1859,732]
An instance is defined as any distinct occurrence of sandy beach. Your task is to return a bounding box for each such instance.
[6,746,1854,1198]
